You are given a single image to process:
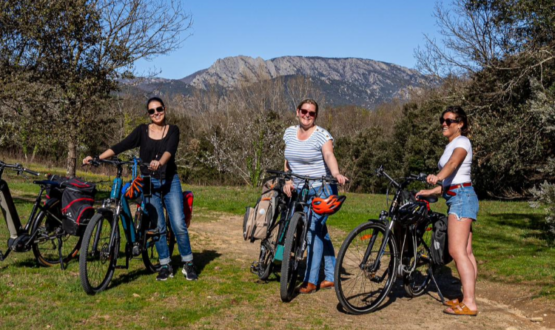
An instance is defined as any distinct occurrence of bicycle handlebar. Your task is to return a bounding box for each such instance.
[0,161,40,176]
[86,157,140,168]
[376,166,442,187]
[266,170,339,185]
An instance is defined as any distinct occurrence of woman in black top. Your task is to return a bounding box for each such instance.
[83,97,197,281]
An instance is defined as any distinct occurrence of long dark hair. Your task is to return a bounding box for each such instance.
[441,106,469,136]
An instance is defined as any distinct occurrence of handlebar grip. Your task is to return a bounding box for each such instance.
[24,168,40,176]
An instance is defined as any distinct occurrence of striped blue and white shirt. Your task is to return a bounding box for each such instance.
[283,125,333,187]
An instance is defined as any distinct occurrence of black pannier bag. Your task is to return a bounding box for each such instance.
[61,178,97,235]
[45,174,67,201]
[430,214,453,267]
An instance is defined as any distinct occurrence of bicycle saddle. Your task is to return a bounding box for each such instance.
[416,195,438,203]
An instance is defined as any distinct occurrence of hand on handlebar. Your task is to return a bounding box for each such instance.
[333,173,349,185]
[426,174,441,185]
[283,181,295,198]
[83,156,94,165]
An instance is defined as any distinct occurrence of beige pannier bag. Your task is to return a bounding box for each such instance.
[243,178,281,242]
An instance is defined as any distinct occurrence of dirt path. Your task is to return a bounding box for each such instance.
[189,214,554,330]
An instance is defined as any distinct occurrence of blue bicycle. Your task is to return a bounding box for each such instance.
[79,158,175,294]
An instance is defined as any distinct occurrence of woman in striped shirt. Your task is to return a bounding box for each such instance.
[283,99,348,294]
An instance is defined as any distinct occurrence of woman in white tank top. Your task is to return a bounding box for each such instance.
[416,106,479,316]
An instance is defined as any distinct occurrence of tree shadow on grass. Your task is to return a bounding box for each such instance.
[484,213,554,244]
[109,267,152,290]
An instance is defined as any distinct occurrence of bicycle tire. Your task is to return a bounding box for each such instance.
[257,225,279,280]
[79,212,119,295]
[280,212,304,302]
[32,200,81,266]
[403,219,434,297]
[334,221,398,314]
[142,217,176,273]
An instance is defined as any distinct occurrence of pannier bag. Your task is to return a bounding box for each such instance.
[243,177,281,242]
[430,214,453,266]
[183,191,194,228]
[61,178,97,235]
[45,174,67,200]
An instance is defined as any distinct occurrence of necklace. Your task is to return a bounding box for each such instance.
[149,124,168,160]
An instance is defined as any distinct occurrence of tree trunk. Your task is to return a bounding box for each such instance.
[67,137,77,177]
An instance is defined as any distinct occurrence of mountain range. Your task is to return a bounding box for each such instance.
[126,55,432,109]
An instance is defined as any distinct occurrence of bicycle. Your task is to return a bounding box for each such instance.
[249,170,295,281]
[279,173,342,302]
[79,158,175,294]
[0,161,81,269]
[334,166,446,314]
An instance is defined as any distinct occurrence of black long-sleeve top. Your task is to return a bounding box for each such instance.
[110,124,179,180]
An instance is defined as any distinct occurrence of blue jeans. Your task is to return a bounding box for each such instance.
[301,184,337,285]
[144,174,193,265]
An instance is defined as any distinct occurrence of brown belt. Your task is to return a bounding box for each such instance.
[446,182,472,196]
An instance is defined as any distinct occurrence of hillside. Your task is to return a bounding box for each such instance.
[126,55,432,109]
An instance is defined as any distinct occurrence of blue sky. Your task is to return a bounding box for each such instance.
[134,1,442,79]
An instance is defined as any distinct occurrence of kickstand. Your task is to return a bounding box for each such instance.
[57,237,65,270]
[428,266,444,304]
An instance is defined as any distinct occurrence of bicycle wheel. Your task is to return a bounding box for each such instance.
[32,200,81,266]
[257,224,279,280]
[280,212,304,302]
[79,212,119,295]
[403,219,434,297]
[142,217,176,273]
[334,221,398,314]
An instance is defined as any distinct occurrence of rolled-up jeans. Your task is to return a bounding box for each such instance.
[301,184,337,285]
[144,174,193,265]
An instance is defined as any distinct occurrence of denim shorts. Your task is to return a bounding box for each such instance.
[442,185,479,221]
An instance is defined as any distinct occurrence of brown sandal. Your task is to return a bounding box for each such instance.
[443,303,478,317]
[443,298,460,307]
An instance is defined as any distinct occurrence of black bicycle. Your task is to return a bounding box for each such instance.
[279,173,341,302]
[0,161,81,268]
[334,166,445,314]
[249,170,295,281]
[79,158,175,294]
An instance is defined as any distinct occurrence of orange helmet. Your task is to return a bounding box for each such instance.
[312,195,347,215]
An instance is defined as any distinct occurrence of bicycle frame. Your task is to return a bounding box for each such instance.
[98,160,144,269]
[0,163,61,261]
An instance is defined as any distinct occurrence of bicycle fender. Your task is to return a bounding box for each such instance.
[96,207,114,218]
[43,197,60,210]
[366,219,387,226]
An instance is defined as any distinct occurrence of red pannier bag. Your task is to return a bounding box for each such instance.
[183,191,194,228]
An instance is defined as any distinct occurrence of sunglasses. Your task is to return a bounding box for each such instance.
[299,109,317,117]
[439,117,460,126]
[148,106,164,115]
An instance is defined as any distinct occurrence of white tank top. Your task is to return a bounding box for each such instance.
[438,135,472,187]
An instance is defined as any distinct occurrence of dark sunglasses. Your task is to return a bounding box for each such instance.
[439,117,460,126]
[300,109,316,117]
[148,106,164,115]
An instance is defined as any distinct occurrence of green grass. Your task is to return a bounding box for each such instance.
[1,165,555,328]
